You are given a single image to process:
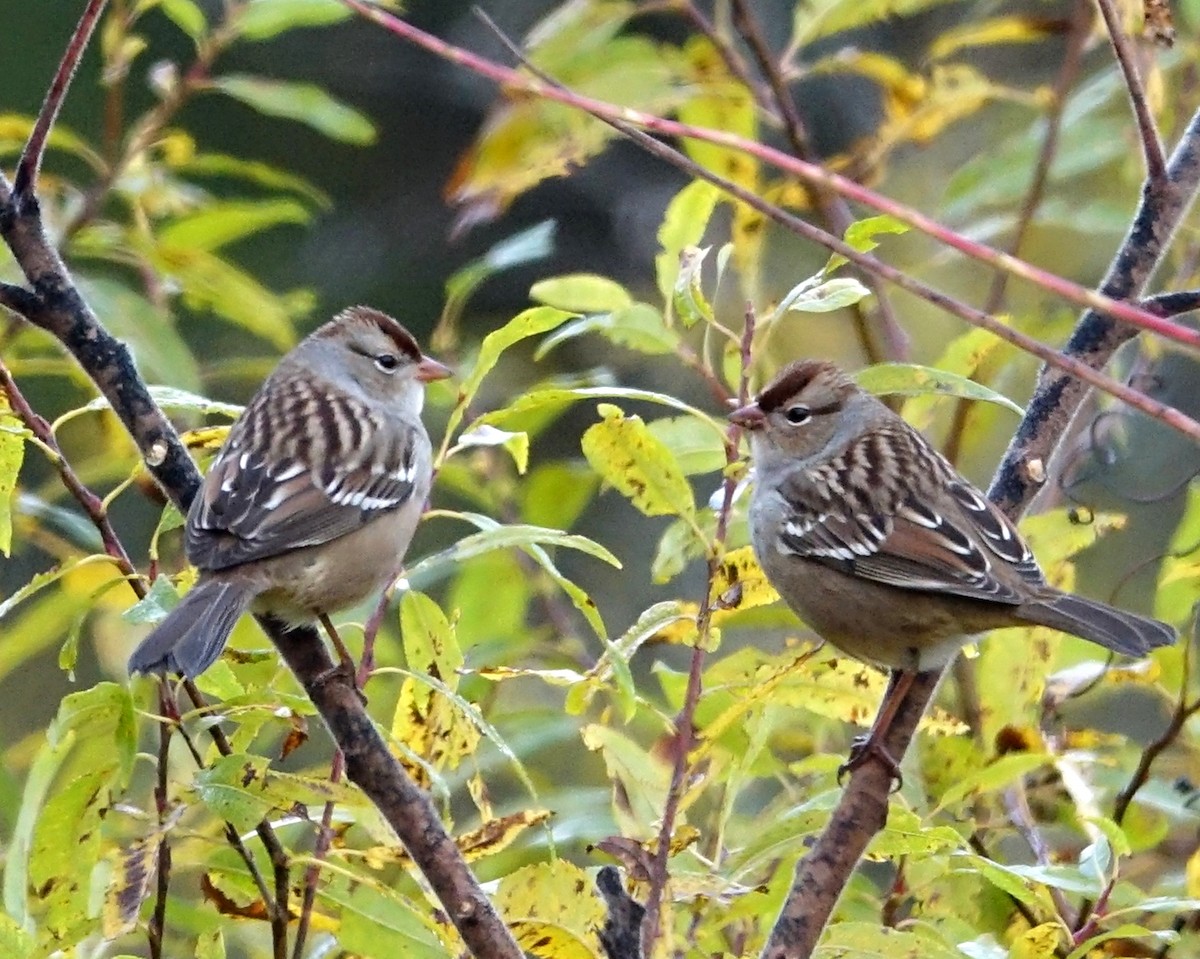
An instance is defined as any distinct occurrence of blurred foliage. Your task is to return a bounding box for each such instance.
[2,1,1200,958]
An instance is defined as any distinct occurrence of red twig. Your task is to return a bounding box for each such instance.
[337,0,1200,355]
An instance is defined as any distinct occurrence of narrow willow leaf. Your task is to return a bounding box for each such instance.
[932,752,1050,813]
[159,0,208,40]
[180,153,330,207]
[0,395,25,556]
[480,385,726,438]
[672,246,714,328]
[78,385,242,419]
[581,404,695,518]
[445,306,576,441]
[237,0,350,40]
[496,862,607,959]
[0,555,118,620]
[777,276,870,315]
[535,303,680,358]
[449,424,529,474]
[656,180,720,300]
[322,876,448,959]
[582,725,672,839]
[400,591,463,694]
[158,199,310,251]
[827,214,909,272]
[530,273,633,313]
[211,75,375,144]
[854,363,1024,416]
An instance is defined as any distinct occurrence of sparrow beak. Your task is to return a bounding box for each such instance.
[416,356,453,383]
[728,403,766,431]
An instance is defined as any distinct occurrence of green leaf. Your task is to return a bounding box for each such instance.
[481,385,726,438]
[827,214,909,272]
[0,913,32,959]
[322,876,447,959]
[581,404,695,519]
[445,307,576,440]
[854,363,1024,416]
[536,303,680,358]
[647,414,727,475]
[450,424,530,474]
[656,180,720,300]
[210,74,376,144]
[0,397,25,557]
[530,273,633,313]
[672,246,714,328]
[158,199,310,251]
[179,153,330,208]
[776,275,871,316]
[122,574,181,625]
[931,752,1049,813]
[79,384,242,420]
[74,274,203,391]
[159,0,208,39]
[519,462,600,531]
[237,0,351,40]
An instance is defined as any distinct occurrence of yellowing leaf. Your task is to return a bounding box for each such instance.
[581,404,695,518]
[582,725,671,839]
[496,862,606,959]
[457,809,553,862]
[929,14,1058,61]
[710,546,780,618]
[656,179,720,300]
[1010,922,1064,959]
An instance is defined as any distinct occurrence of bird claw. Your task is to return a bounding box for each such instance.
[838,734,903,792]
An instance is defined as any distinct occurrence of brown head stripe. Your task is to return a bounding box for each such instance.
[755,359,852,413]
[324,305,423,360]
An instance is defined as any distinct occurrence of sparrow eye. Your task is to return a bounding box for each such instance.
[784,405,811,425]
[374,353,400,373]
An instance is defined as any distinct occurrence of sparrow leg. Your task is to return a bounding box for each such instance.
[315,613,367,704]
[838,668,915,788]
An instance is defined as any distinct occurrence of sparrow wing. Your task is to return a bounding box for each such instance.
[186,374,426,571]
[776,425,1042,605]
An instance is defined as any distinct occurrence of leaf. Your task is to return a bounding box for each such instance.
[179,152,330,207]
[656,180,720,300]
[530,273,633,313]
[581,404,695,518]
[158,199,310,251]
[482,385,726,437]
[210,74,376,144]
[854,363,1024,416]
[776,275,871,315]
[79,384,243,420]
[671,246,714,328]
[236,0,351,40]
[827,214,909,272]
[582,725,672,840]
[121,574,181,625]
[495,862,606,959]
[535,303,681,358]
[450,424,530,474]
[0,390,25,557]
[159,0,208,39]
[519,462,599,531]
[931,752,1050,813]
[709,545,781,616]
[646,415,726,476]
[323,876,449,959]
[446,307,576,441]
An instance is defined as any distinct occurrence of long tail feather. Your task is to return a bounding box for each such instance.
[1017,592,1175,657]
[128,578,255,678]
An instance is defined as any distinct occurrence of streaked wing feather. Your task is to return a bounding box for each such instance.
[774,426,1026,606]
[187,376,420,571]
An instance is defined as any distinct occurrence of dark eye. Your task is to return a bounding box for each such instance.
[374,353,400,373]
[784,405,811,425]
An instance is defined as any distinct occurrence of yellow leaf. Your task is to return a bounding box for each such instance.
[581,405,695,518]
[496,862,606,959]
[457,809,553,863]
[0,390,25,557]
[1009,922,1063,959]
[929,15,1058,61]
[710,545,781,618]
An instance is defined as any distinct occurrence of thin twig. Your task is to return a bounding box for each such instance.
[641,304,756,952]
[1095,0,1168,182]
[12,0,108,199]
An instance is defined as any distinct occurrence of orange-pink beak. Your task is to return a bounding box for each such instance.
[416,356,453,383]
[728,403,765,430]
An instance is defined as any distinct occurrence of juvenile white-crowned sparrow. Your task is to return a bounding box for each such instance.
[730,359,1175,770]
[128,306,451,678]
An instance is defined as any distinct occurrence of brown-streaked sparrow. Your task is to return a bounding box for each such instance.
[128,306,451,678]
[730,359,1175,774]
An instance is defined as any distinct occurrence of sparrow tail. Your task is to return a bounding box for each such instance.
[1016,592,1175,657]
[127,577,255,678]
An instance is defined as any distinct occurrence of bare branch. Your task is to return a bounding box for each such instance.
[1096,0,1168,183]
